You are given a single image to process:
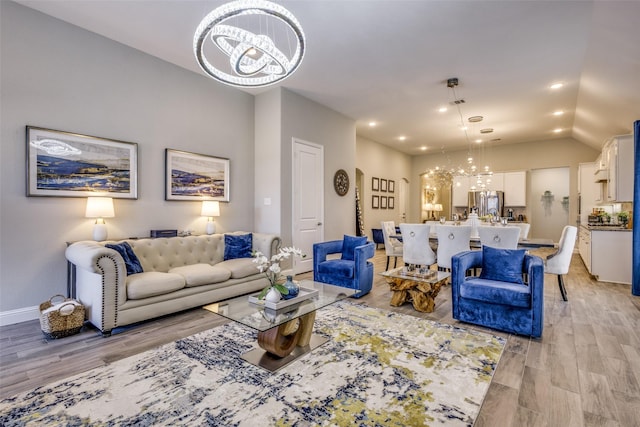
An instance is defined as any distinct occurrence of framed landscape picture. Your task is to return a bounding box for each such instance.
[165,149,229,201]
[26,126,138,198]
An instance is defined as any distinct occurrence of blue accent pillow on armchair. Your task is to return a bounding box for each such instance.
[479,245,526,284]
[224,233,253,260]
[341,235,367,261]
[105,242,143,276]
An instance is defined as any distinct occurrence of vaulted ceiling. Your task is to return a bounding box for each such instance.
[16,0,640,155]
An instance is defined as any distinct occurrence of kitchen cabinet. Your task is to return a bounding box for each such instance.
[578,226,591,273]
[452,170,527,207]
[503,171,527,206]
[605,134,633,202]
[488,172,504,192]
[452,175,470,207]
[578,163,599,223]
[581,226,632,284]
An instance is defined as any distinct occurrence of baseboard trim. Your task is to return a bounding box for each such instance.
[0,305,40,326]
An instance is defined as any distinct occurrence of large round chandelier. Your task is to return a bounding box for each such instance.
[193,0,306,88]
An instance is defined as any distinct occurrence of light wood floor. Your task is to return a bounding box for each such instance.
[1,248,639,426]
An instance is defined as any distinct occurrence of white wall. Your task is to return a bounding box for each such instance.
[411,138,600,229]
[0,2,256,316]
[254,89,282,235]
[356,135,412,239]
[280,88,356,244]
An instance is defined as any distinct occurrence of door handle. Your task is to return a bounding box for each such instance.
[317,222,322,226]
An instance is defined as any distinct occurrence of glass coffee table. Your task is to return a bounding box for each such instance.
[204,280,355,372]
[380,267,450,313]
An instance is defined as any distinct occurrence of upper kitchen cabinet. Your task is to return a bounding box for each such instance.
[503,171,527,207]
[488,172,504,192]
[452,175,470,207]
[605,134,634,202]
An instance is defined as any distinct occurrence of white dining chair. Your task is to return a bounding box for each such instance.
[436,225,472,271]
[381,220,403,270]
[545,225,577,301]
[513,223,531,240]
[477,225,520,249]
[399,223,436,268]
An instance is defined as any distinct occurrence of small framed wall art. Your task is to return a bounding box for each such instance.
[372,195,379,209]
[388,196,395,209]
[26,126,138,198]
[380,179,387,192]
[380,196,387,209]
[372,177,379,191]
[388,180,395,193]
[165,149,230,201]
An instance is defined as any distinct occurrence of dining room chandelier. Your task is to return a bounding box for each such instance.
[447,77,493,191]
[193,0,306,88]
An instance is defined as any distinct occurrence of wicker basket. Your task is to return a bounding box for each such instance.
[39,294,85,339]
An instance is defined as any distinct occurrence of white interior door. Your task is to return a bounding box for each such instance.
[292,139,324,274]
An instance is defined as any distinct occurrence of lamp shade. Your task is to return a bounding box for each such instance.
[201,200,220,217]
[85,197,115,218]
[434,204,443,212]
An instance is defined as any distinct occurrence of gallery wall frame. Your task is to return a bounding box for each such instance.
[388,180,395,193]
[380,179,387,192]
[388,196,395,209]
[165,149,230,201]
[372,195,379,209]
[26,126,138,198]
[381,196,387,209]
[372,177,379,191]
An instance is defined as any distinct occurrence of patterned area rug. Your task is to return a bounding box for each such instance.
[0,302,505,426]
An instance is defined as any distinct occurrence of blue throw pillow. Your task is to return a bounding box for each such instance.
[479,245,526,285]
[341,235,367,261]
[105,242,143,276]
[224,233,253,260]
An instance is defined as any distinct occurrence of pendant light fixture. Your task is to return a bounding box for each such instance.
[193,0,306,88]
[446,77,493,191]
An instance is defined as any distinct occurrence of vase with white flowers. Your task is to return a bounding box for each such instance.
[253,247,306,302]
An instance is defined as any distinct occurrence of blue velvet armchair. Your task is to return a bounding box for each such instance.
[313,236,375,298]
[451,248,545,338]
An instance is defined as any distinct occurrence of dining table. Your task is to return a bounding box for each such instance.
[391,233,555,249]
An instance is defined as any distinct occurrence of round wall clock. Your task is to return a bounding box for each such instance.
[333,169,350,196]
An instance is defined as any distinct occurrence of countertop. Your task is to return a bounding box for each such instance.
[583,225,632,232]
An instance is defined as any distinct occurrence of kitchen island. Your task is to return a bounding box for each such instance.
[579,225,632,284]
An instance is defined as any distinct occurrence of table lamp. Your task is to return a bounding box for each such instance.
[201,200,220,234]
[85,196,115,241]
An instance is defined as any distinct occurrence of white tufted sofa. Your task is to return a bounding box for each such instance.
[65,232,280,336]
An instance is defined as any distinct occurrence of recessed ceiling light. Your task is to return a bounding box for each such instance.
[553,128,563,133]
[468,116,483,123]
[480,128,494,134]
[474,139,482,143]
[368,121,377,127]
[398,135,406,141]
[438,107,447,113]
[553,111,564,116]
[461,126,468,131]
[550,83,564,89]
[420,146,427,151]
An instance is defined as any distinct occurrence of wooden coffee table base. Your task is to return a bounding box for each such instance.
[244,311,326,372]
[384,276,448,313]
